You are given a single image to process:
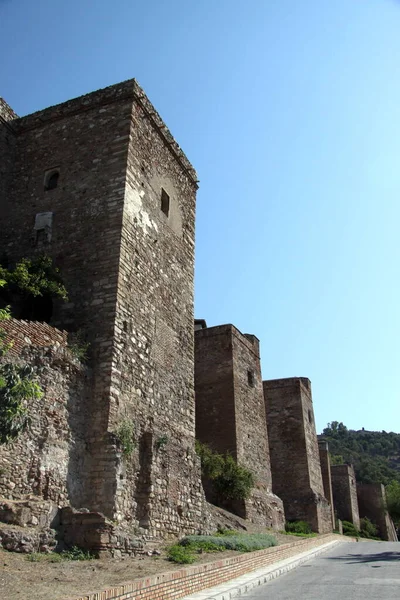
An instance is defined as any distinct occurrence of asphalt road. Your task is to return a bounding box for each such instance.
[243,542,400,599]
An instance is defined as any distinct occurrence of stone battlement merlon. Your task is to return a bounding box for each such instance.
[195,323,260,358]
[264,377,311,393]
[5,79,198,187]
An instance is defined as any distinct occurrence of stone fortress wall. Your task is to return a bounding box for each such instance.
[194,323,285,529]
[0,319,87,508]
[330,464,360,529]
[357,483,397,541]
[0,81,396,549]
[263,378,333,533]
[0,81,210,540]
[318,441,335,529]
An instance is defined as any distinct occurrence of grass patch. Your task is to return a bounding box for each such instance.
[280,531,317,538]
[180,533,277,553]
[167,533,278,564]
[26,546,95,563]
[285,520,312,535]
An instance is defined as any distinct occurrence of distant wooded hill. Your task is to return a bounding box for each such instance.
[319,422,400,485]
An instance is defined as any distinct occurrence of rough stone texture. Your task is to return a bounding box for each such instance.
[59,507,148,557]
[318,441,335,528]
[330,464,360,529]
[0,340,88,508]
[0,98,18,217]
[263,378,333,533]
[195,324,285,529]
[0,80,210,538]
[0,524,57,554]
[357,483,398,541]
[0,498,58,529]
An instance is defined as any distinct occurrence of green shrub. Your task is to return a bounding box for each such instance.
[285,521,312,535]
[360,517,378,539]
[0,363,42,444]
[26,553,44,562]
[115,419,135,457]
[62,546,94,561]
[195,441,255,501]
[167,544,195,564]
[342,520,360,537]
[0,256,68,303]
[68,331,90,362]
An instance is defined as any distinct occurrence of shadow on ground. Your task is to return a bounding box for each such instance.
[328,552,400,564]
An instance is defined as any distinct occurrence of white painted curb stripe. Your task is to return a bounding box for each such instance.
[182,540,342,600]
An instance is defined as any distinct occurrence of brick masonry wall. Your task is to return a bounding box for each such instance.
[318,441,335,528]
[357,483,398,541]
[263,378,332,533]
[72,534,341,600]
[195,325,285,529]
[330,464,360,529]
[0,98,17,224]
[1,318,68,356]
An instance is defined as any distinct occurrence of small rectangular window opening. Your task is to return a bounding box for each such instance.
[161,188,170,217]
[44,168,60,191]
[247,369,255,387]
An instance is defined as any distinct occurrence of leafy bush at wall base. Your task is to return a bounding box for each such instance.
[285,520,312,535]
[195,441,255,502]
[342,521,360,538]
[167,544,195,564]
[359,517,381,540]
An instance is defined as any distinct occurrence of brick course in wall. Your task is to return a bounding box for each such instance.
[71,534,341,600]
[330,464,360,529]
[0,318,68,356]
[263,378,333,533]
[195,324,285,529]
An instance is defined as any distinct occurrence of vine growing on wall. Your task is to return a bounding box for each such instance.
[0,279,43,444]
[115,418,136,457]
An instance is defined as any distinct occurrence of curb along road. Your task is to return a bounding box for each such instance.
[182,540,342,600]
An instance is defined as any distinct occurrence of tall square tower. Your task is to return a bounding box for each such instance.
[263,378,332,533]
[195,324,285,529]
[0,81,208,536]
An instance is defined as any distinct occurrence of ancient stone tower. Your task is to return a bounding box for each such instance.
[318,440,335,529]
[357,483,398,541]
[195,323,285,529]
[0,81,209,536]
[263,378,332,533]
[330,464,360,529]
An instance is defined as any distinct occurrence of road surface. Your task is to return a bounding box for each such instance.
[243,541,400,599]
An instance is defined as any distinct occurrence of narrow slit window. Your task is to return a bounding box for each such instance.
[161,188,170,217]
[247,369,255,387]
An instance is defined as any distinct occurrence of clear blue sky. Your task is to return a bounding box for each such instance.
[1,0,400,434]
